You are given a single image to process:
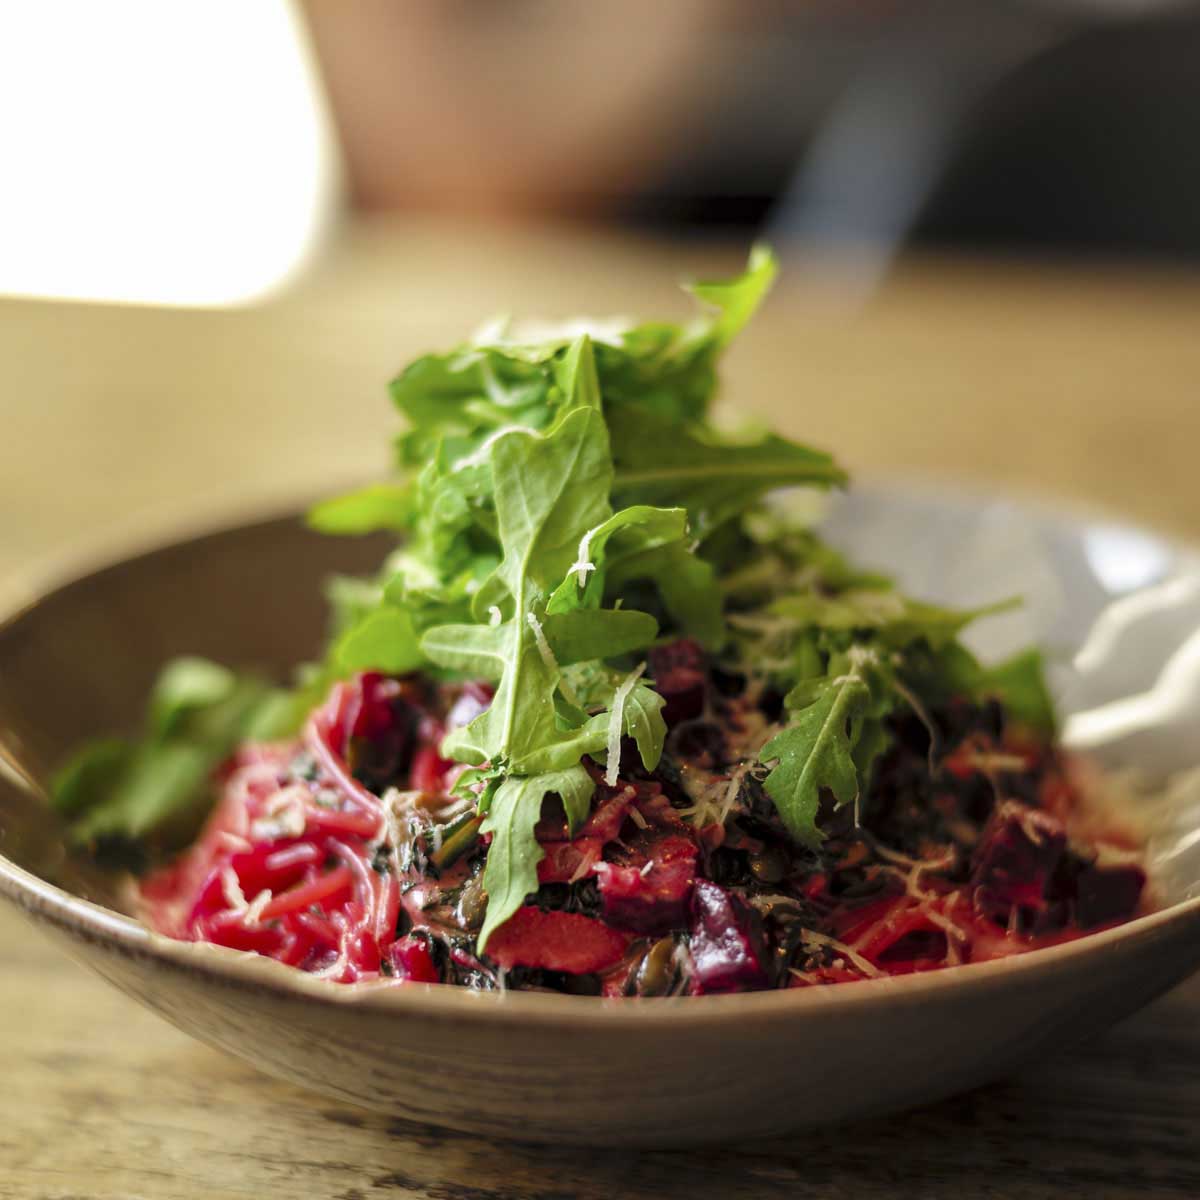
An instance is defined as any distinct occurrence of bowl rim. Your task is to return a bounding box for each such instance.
[5,851,1199,1029]
[4,485,1200,1030]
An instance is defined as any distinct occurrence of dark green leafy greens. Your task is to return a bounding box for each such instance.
[52,246,1056,949]
[53,658,294,850]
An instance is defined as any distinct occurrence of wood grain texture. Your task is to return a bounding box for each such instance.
[2,902,1198,1200]
[3,220,1200,1196]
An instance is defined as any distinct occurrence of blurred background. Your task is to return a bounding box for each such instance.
[5,0,1200,306]
[2,0,1200,572]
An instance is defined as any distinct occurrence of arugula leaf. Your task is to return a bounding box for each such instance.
[685,244,778,348]
[308,482,414,535]
[541,610,659,666]
[306,249,836,693]
[386,246,778,469]
[768,591,1019,652]
[606,668,666,782]
[332,608,424,674]
[607,539,724,649]
[421,609,658,679]
[427,403,614,770]
[761,648,891,846]
[981,649,1056,735]
[53,658,297,850]
[898,641,1057,738]
[607,408,846,539]
[477,765,594,953]
[544,504,724,647]
[545,506,687,613]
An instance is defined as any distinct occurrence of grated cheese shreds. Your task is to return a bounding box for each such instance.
[219,866,248,912]
[570,524,601,588]
[605,663,646,787]
[527,611,584,710]
[798,929,884,979]
[242,888,273,927]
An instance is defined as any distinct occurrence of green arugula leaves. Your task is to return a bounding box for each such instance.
[52,246,1057,952]
[477,765,595,949]
[761,649,884,845]
[52,658,296,851]
[414,394,680,946]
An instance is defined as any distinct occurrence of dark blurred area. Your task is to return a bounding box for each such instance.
[303,0,1200,263]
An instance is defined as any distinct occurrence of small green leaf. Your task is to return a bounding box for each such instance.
[554,334,602,412]
[307,482,414,535]
[541,608,659,665]
[609,407,846,539]
[616,681,666,775]
[981,648,1057,735]
[51,739,132,820]
[763,676,868,844]
[149,657,237,736]
[333,608,424,674]
[685,242,778,349]
[763,652,897,849]
[421,622,509,679]
[477,765,594,953]
[52,657,298,851]
[768,591,1018,651]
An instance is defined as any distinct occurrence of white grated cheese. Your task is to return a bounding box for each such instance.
[605,663,646,787]
[527,612,583,710]
[242,889,273,926]
[219,866,247,913]
[569,524,601,588]
[568,845,601,884]
[797,929,883,979]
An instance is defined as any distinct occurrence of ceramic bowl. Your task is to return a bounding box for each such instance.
[3,486,1199,1146]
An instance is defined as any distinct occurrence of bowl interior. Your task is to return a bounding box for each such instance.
[2,484,1200,910]
[0,513,388,909]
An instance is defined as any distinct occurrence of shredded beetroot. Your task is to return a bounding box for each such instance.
[139,660,1148,994]
[142,676,405,982]
[388,935,441,983]
[688,881,767,993]
[596,831,698,935]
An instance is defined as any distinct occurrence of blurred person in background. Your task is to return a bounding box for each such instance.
[302,0,1200,263]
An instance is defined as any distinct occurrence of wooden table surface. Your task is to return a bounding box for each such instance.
[3,219,1200,1198]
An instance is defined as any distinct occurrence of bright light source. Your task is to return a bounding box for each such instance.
[0,0,338,307]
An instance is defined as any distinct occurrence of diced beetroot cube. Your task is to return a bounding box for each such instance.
[971,800,1067,921]
[485,907,631,974]
[1075,861,1146,928]
[687,880,767,993]
[388,934,441,983]
[536,837,604,884]
[648,639,707,725]
[596,832,698,934]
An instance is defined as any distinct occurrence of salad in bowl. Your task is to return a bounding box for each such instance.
[53,248,1150,1001]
